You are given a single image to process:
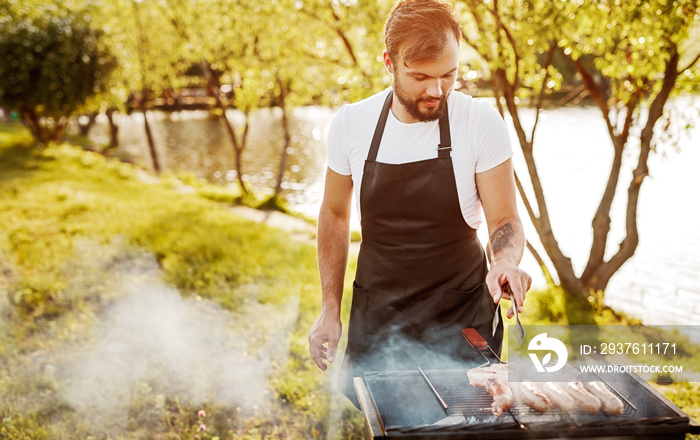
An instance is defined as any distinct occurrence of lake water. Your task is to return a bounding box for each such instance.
[87,96,700,326]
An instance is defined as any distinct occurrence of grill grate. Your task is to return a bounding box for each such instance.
[424,368,506,422]
[365,368,698,438]
[423,369,642,422]
[358,328,699,438]
[423,369,633,422]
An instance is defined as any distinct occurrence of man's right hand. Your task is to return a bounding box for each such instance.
[308,312,342,371]
[311,168,352,372]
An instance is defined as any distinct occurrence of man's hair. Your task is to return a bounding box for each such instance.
[384,0,462,65]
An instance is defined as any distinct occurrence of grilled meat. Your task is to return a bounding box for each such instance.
[518,381,552,413]
[487,377,513,418]
[540,381,575,412]
[587,381,624,415]
[466,363,508,387]
[562,381,602,414]
[467,365,512,417]
[467,364,624,417]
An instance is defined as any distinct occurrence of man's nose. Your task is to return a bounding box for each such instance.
[426,78,443,98]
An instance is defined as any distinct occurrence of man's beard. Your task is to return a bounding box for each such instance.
[393,75,449,122]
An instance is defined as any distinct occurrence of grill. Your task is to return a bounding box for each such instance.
[353,328,700,439]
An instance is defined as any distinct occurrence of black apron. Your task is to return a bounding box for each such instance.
[339,91,503,406]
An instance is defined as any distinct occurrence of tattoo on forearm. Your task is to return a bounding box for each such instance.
[486,223,515,262]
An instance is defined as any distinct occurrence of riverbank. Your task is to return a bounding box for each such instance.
[0,124,698,438]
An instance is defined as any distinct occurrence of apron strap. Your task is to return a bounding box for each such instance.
[366,89,453,162]
[437,104,452,158]
[367,91,394,162]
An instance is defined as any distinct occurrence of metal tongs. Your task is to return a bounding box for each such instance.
[492,283,525,346]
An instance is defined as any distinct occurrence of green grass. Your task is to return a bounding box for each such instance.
[0,124,363,439]
[0,123,697,439]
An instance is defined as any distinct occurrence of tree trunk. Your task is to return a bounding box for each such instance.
[273,77,291,200]
[229,110,249,195]
[573,57,634,289]
[76,112,98,137]
[131,0,160,174]
[488,67,599,323]
[494,68,585,303]
[582,48,680,293]
[49,117,68,143]
[18,108,68,146]
[19,107,46,145]
[139,91,160,174]
[561,281,596,325]
[105,107,119,148]
[525,241,554,286]
[201,58,248,194]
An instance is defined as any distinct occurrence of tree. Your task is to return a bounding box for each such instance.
[296,0,391,102]
[261,0,392,205]
[0,6,117,145]
[130,0,161,173]
[559,1,699,296]
[154,0,389,200]
[86,0,191,173]
[247,0,392,206]
[458,0,700,322]
[153,0,266,194]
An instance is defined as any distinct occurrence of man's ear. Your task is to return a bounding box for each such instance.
[383,51,394,74]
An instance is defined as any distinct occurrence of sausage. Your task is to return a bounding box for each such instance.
[467,364,508,388]
[518,381,552,413]
[466,369,493,387]
[487,363,509,375]
[587,382,624,415]
[487,377,513,418]
[562,381,602,414]
[467,365,513,417]
[540,382,574,412]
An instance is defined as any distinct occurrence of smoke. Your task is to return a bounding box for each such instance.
[55,240,299,429]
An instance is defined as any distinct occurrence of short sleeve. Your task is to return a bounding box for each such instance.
[325,107,352,176]
[474,105,513,173]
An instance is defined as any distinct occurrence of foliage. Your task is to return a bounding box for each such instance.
[90,0,191,102]
[267,0,392,105]
[0,4,117,144]
[558,0,699,98]
[654,382,700,423]
[457,0,566,100]
[0,0,394,196]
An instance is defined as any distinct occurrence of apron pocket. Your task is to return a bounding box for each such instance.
[443,283,492,323]
[347,281,369,354]
[440,283,502,354]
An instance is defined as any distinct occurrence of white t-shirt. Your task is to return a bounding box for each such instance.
[326,87,512,230]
